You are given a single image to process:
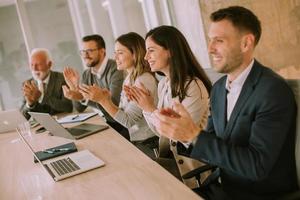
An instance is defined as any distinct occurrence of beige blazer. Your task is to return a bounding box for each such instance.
[144,77,210,188]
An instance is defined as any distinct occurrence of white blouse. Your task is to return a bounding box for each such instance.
[144,76,209,134]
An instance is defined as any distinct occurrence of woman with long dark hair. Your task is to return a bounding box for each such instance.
[126,25,212,187]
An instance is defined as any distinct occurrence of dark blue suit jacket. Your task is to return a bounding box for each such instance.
[191,60,298,199]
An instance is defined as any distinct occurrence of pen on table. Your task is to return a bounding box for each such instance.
[71,115,79,120]
[43,148,70,154]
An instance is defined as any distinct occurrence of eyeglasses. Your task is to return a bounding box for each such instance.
[79,48,99,56]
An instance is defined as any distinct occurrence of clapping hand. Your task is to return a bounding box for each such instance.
[63,67,80,90]
[62,85,83,101]
[23,80,41,106]
[62,67,83,100]
[123,82,156,112]
[154,101,201,143]
[79,84,111,104]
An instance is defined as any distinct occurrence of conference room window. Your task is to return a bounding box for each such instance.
[101,0,146,38]
[0,3,28,110]
[24,0,83,73]
[0,0,85,111]
[77,0,116,58]
[168,0,211,69]
[123,0,147,35]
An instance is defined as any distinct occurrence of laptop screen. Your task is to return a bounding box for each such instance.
[0,110,27,133]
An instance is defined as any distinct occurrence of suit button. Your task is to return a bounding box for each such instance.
[178,159,184,164]
[171,141,176,146]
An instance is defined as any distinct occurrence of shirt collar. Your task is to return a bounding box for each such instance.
[225,59,254,92]
[91,56,108,77]
[35,71,51,85]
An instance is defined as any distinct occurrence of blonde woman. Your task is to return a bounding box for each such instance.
[79,32,158,156]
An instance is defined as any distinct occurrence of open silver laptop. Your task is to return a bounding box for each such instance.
[0,109,27,133]
[28,112,109,140]
[16,127,105,181]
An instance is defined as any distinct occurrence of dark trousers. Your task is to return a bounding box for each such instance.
[107,121,130,141]
[155,156,182,181]
[195,182,230,200]
[132,136,159,159]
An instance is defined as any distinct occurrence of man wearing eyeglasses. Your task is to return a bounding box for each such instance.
[63,34,127,139]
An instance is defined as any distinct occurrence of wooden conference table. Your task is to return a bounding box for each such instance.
[0,114,202,200]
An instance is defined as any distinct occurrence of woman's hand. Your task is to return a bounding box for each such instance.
[124,82,156,112]
[155,101,201,143]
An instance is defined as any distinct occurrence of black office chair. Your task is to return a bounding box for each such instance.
[182,79,300,199]
[281,80,300,200]
[182,164,217,188]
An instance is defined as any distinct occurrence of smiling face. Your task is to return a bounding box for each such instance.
[114,41,134,71]
[208,19,244,75]
[30,52,51,81]
[81,40,105,68]
[144,37,170,75]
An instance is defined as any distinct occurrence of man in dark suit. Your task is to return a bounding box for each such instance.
[20,48,73,119]
[62,35,127,139]
[153,6,298,200]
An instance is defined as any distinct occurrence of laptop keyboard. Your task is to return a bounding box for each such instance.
[50,158,80,176]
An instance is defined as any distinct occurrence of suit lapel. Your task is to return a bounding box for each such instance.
[223,60,262,138]
[220,83,228,134]
[213,77,227,135]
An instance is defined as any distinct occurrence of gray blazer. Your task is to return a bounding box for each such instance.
[114,72,157,141]
[74,59,124,123]
[20,70,73,119]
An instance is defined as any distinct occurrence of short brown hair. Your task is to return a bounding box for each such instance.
[82,34,106,49]
[211,6,261,45]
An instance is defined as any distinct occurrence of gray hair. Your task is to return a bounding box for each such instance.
[30,48,52,63]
